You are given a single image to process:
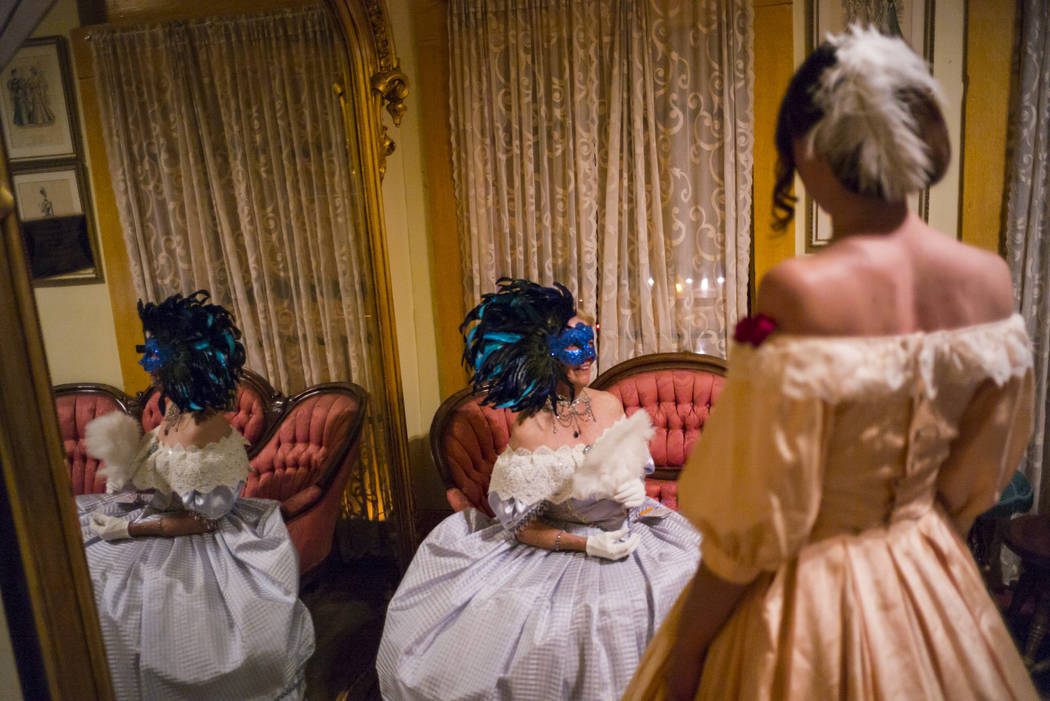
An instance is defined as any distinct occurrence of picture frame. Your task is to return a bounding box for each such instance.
[803,0,935,251]
[12,163,103,286]
[0,36,78,163]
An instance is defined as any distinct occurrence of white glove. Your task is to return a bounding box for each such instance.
[585,527,641,560]
[89,512,130,541]
[613,479,646,509]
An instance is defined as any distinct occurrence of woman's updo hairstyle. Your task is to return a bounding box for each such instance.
[138,290,246,413]
[772,25,950,230]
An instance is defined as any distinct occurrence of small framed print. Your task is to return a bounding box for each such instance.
[0,36,78,163]
[12,164,102,285]
[803,0,934,251]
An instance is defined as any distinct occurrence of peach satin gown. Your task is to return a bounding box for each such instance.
[625,314,1039,701]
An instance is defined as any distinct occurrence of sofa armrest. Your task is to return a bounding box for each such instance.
[280,484,323,520]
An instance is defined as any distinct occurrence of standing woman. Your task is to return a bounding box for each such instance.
[625,26,1038,701]
[378,278,701,700]
[81,291,315,701]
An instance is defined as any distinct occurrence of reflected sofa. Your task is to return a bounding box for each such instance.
[54,369,368,575]
[429,351,727,516]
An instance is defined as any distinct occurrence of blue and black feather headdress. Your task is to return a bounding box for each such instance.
[137,290,246,413]
[460,278,577,416]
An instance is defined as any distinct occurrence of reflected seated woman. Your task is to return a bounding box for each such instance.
[377,278,701,700]
[81,291,314,701]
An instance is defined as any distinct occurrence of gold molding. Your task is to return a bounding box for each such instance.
[325,0,417,565]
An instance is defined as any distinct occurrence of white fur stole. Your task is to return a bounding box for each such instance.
[571,410,654,500]
[84,412,147,492]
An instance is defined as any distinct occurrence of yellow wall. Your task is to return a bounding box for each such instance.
[383,0,448,512]
[31,0,124,388]
[961,0,1017,252]
[752,0,797,298]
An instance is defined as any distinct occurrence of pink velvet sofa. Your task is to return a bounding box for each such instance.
[429,351,727,516]
[54,369,368,576]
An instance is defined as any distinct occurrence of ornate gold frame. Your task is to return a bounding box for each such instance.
[0,1,415,695]
[326,0,416,566]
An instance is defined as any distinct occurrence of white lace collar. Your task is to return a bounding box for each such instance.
[734,313,1032,402]
[135,428,251,497]
[488,411,653,505]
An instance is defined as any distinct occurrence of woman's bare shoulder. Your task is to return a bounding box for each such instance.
[584,388,623,415]
[183,413,235,448]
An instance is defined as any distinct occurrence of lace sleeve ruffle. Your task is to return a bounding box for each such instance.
[735,314,1033,402]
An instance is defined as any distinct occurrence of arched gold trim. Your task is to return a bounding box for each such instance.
[325,0,418,565]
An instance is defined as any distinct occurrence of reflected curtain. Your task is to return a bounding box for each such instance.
[448,0,753,364]
[1004,0,1050,513]
[90,6,394,542]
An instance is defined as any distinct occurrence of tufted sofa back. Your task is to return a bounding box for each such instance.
[54,384,135,495]
[429,391,518,517]
[54,373,368,576]
[430,351,727,514]
[591,353,727,509]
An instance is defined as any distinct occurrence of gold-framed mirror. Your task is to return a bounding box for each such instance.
[0,0,415,696]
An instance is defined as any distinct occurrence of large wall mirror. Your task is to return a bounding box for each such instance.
[0,0,415,697]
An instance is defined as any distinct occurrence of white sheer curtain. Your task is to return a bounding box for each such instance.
[448,0,753,364]
[90,6,394,534]
[1004,0,1050,513]
[90,7,374,394]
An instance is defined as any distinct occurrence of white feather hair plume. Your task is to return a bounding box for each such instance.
[808,25,945,202]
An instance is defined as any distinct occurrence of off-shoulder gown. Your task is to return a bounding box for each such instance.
[377,413,702,700]
[77,428,315,701]
[625,314,1039,700]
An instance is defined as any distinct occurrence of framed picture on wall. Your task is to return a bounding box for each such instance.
[804,0,934,251]
[0,36,78,163]
[12,164,103,285]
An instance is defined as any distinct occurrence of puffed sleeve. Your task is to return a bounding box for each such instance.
[676,352,828,584]
[937,370,1035,534]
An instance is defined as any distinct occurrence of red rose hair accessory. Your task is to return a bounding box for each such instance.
[733,314,778,347]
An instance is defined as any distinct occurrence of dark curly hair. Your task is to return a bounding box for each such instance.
[460,278,577,416]
[137,290,246,413]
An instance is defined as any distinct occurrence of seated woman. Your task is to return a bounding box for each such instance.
[377,278,701,700]
[80,291,314,701]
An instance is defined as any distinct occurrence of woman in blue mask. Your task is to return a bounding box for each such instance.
[79,291,314,701]
[377,278,701,701]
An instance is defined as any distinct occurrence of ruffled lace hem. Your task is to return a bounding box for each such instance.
[136,429,251,498]
[733,314,1033,402]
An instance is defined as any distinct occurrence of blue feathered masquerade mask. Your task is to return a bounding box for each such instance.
[136,290,246,413]
[548,322,595,367]
[461,278,580,416]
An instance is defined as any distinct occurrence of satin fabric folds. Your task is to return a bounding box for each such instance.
[625,315,1039,701]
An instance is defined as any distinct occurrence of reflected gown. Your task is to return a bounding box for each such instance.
[377,415,702,701]
[78,428,315,701]
[625,314,1039,700]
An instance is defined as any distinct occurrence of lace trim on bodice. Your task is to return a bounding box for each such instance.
[489,413,652,506]
[489,444,583,506]
[134,428,251,498]
[735,314,1032,402]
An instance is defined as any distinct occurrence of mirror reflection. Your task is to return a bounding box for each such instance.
[5,0,1047,699]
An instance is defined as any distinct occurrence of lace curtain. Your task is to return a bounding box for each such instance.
[1004,0,1050,513]
[90,6,394,537]
[448,0,753,365]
